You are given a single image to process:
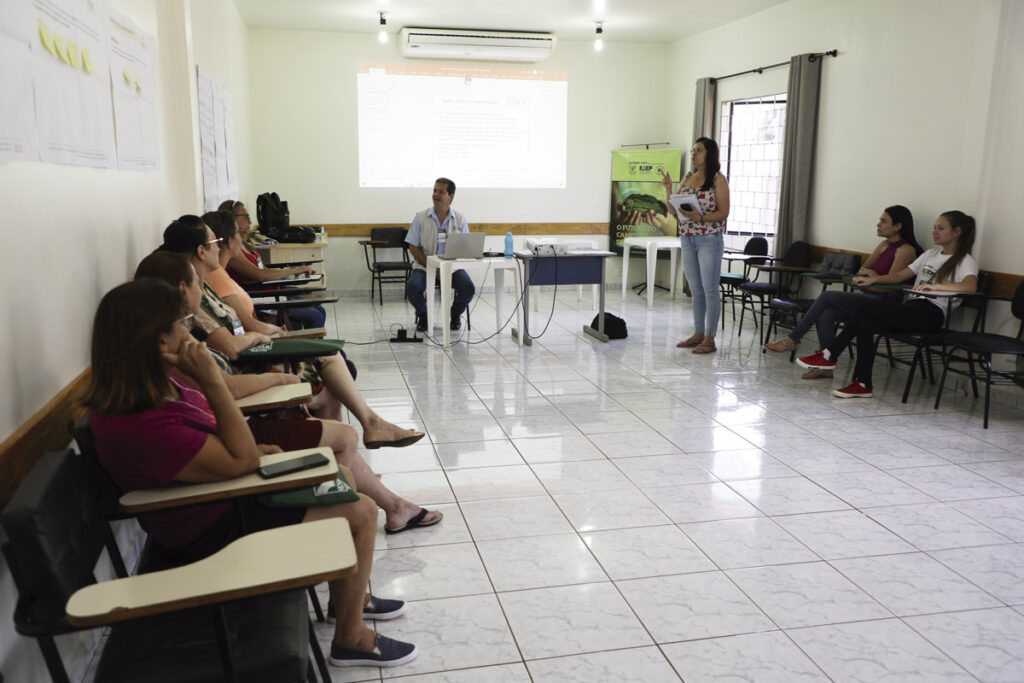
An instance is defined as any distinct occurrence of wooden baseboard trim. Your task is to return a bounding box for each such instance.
[0,369,89,508]
[323,223,608,238]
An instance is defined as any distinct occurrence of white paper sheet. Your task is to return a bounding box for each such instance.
[0,0,34,45]
[197,67,219,209]
[197,66,238,210]
[107,8,158,171]
[33,0,116,168]
[0,34,38,162]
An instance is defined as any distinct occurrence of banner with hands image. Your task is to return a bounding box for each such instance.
[609,149,682,255]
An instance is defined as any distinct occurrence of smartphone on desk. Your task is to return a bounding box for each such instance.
[257,452,331,479]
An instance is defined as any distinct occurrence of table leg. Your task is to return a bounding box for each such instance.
[670,247,679,300]
[494,268,505,331]
[621,244,631,300]
[646,243,657,310]
[513,266,524,346]
[516,261,533,346]
[425,261,436,334]
[441,262,453,350]
[583,257,610,342]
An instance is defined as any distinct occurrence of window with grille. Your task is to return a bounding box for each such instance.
[718,94,786,254]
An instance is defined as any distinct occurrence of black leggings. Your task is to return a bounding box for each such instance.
[826,298,943,388]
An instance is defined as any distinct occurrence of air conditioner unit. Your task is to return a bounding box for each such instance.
[399,27,556,63]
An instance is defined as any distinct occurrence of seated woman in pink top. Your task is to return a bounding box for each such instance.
[82,279,418,668]
[765,205,921,379]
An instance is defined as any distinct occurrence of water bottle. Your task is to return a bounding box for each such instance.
[504,231,514,258]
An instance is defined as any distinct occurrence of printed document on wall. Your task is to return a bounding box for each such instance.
[108,8,158,171]
[198,67,220,210]
[0,34,38,162]
[32,0,116,167]
[197,66,237,210]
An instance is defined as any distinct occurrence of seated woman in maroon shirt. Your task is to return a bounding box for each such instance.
[764,205,922,379]
[82,279,417,668]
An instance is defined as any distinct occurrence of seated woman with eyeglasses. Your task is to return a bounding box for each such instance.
[83,278,419,668]
[158,215,425,451]
[135,250,442,534]
[217,200,326,330]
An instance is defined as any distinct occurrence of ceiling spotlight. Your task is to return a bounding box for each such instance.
[378,12,387,43]
[594,23,604,52]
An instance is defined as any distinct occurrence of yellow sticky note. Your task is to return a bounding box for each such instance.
[81,47,94,73]
[67,40,81,69]
[53,34,69,64]
[38,19,55,55]
[122,67,131,84]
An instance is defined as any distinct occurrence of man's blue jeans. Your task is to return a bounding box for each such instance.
[406,268,475,316]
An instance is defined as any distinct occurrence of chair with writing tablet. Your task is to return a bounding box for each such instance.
[2,449,353,683]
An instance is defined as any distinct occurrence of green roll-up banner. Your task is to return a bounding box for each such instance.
[609,149,683,255]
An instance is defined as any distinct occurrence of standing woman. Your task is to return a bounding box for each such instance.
[661,137,731,354]
[797,211,978,398]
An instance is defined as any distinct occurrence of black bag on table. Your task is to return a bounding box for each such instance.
[257,192,316,243]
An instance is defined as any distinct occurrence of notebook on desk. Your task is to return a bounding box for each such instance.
[438,232,486,260]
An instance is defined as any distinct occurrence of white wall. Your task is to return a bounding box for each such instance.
[667,0,1006,262]
[245,33,670,224]
[189,0,253,203]
[0,0,250,679]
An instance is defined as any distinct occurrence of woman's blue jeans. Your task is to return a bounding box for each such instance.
[680,232,724,335]
[788,290,876,348]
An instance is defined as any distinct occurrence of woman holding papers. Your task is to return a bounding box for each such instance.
[660,137,731,354]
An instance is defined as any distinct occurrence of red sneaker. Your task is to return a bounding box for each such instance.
[796,350,836,370]
[833,381,873,398]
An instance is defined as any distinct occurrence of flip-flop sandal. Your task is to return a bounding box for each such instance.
[676,336,704,348]
[363,430,426,450]
[385,508,443,534]
[692,341,717,354]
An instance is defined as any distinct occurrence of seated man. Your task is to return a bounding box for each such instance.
[405,177,475,331]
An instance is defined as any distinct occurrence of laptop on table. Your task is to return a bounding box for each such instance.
[438,232,486,260]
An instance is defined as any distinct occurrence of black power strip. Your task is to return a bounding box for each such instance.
[389,328,423,343]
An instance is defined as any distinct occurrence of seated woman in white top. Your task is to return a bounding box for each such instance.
[797,210,979,398]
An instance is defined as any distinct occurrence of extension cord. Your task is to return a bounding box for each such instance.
[389,328,423,343]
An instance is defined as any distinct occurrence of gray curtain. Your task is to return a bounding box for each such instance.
[692,77,717,150]
[776,53,823,254]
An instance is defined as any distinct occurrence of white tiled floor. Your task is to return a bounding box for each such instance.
[315,282,1024,682]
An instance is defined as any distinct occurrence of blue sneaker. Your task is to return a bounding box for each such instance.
[362,595,407,620]
[329,633,418,667]
[325,595,407,622]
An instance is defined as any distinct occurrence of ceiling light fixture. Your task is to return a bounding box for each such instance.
[378,12,387,44]
[594,22,604,52]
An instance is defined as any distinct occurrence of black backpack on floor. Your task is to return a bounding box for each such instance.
[591,313,627,339]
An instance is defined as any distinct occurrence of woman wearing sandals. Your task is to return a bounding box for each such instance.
[765,205,922,379]
[797,210,978,398]
[660,137,731,354]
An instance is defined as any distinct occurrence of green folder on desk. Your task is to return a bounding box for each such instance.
[238,338,345,362]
